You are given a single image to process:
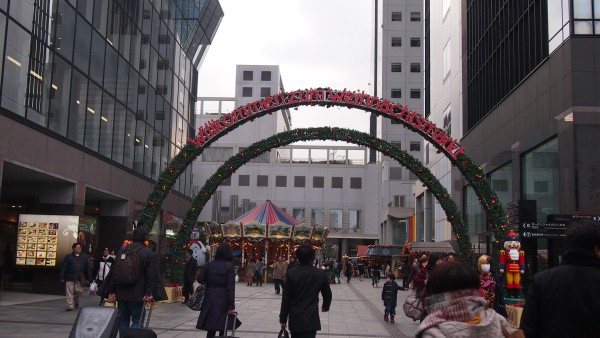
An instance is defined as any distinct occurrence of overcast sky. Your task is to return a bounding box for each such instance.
[197,0,374,136]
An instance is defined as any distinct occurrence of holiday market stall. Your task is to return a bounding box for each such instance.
[204,200,329,282]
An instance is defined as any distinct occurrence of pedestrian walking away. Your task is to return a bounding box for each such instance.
[59,243,92,311]
[520,220,600,338]
[279,244,332,338]
[245,258,256,286]
[93,247,114,304]
[255,257,264,286]
[416,261,520,338]
[196,242,241,338]
[382,273,401,323]
[102,226,166,334]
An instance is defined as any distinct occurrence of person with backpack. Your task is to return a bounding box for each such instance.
[105,227,159,333]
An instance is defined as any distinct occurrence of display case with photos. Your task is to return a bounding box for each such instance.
[16,220,62,267]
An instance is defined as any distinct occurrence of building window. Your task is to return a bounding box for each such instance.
[522,138,559,222]
[426,143,430,164]
[390,167,403,180]
[311,209,324,226]
[332,177,343,188]
[391,141,402,149]
[410,89,421,99]
[393,195,406,207]
[443,40,451,78]
[330,209,343,228]
[410,63,421,72]
[391,89,402,98]
[293,208,305,222]
[350,177,362,189]
[391,37,402,47]
[221,177,231,186]
[239,175,250,186]
[410,141,421,151]
[392,12,402,21]
[201,147,233,162]
[243,71,253,81]
[257,175,268,187]
[409,172,418,180]
[313,176,324,188]
[410,38,421,47]
[410,12,421,21]
[261,71,271,81]
[443,104,451,136]
[391,63,402,72]
[242,87,252,97]
[294,176,305,187]
[260,87,271,97]
[349,210,360,229]
[276,175,287,187]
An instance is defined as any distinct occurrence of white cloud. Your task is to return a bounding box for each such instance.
[197,0,374,137]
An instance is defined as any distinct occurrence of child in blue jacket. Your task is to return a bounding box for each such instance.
[382,273,401,323]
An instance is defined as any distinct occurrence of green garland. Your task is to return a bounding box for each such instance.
[138,89,507,280]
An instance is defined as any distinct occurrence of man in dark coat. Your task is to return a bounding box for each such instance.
[279,244,332,338]
[183,248,198,302]
[59,242,92,311]
[106,227,158,332]
[521,220,600,338]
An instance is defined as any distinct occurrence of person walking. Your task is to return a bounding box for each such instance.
[105,227,159,332]
[183,248,198,303]
[416,261,520,338]
[196,243,240,338]
[279,244,332,338]
[344,261,353,283]
[357,264,365,281]
[520,220,600,338]
[255,258,264,286]
[93,247,114,304]
[401,258,411,290]
[382,273,401,323]
[273,256,288,294]
[244,259,256,286]
[59,243,92,311]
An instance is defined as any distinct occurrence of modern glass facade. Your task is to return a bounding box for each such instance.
[0,0,223,196]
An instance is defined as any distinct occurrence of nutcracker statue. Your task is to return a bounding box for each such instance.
[499,230,525,298]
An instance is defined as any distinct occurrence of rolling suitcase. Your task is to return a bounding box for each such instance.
[121,302,157,338]
[216,311,239,338]
[69,305,119,338]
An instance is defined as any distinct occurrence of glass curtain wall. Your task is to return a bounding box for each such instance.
[522,138,559,222]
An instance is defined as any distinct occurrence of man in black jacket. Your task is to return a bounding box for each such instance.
[521,220,600,338]
[279,244,332,338]
[107,227,158,332]
[59,243,92,311]
[183,248,198,303]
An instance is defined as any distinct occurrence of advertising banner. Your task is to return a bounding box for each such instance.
[16,214,80,267]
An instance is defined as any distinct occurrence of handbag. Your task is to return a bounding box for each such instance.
[403,289,424,320]
[186,283,207,311]
[89,281,98,295]
[278,328,290,338]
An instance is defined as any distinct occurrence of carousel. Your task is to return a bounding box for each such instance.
[204,200,329,269]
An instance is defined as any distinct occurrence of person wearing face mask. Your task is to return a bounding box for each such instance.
[478,255,496,309]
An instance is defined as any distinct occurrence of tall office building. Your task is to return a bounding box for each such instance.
[0,0,223,292]
[194,65,381,259]
[374,0,425,245]
[421,0,600,272]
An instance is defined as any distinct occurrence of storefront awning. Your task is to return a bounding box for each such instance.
[366,246,403,257]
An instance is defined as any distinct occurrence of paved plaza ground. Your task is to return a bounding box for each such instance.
[0,278,419,337]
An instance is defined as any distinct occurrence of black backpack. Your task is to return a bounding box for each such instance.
[112,245,143,285]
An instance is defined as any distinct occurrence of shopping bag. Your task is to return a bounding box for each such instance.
[403,289,424,320]
[186,283,206,311]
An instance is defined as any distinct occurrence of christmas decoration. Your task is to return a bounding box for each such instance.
[138,91,508,277]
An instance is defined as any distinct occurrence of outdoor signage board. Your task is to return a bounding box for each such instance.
[547,214,600,223]
[16,214,80,267]
[506,200,536,231]
[520,222,567,239]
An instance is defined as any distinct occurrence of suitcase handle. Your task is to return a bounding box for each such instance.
[223,311,238,336]
[139,300,154,328]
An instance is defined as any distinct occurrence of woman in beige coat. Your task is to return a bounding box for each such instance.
[244,259,256,286]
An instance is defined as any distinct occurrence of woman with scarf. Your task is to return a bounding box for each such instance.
[416,261,522,338]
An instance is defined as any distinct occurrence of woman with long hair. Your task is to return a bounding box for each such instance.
[196,243,241,338]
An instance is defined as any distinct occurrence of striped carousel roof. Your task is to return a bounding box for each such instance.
[233,200,300,225]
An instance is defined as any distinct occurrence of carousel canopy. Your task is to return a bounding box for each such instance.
[234,200,300,225]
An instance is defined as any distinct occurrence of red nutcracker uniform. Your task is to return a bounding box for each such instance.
[499,231,525,290]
